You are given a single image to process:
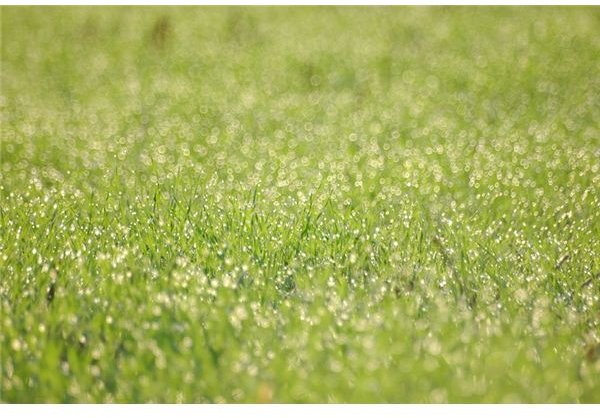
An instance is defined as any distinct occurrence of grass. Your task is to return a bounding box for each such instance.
[1,6,599,403]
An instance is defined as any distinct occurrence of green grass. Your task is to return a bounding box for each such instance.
[1,6,600,403]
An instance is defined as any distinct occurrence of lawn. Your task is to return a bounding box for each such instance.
[1,6,599,403]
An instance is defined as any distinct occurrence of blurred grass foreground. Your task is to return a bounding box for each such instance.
[1,7,600,402]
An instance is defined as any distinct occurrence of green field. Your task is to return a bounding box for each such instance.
[1,6,599,403]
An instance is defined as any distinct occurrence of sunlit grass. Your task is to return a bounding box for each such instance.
[1,6,599,402]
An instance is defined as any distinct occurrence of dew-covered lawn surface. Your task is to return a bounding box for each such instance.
[1,7,600,403]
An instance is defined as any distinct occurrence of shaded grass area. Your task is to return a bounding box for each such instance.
[1,7,600,402]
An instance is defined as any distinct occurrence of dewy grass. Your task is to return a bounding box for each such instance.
[1,6,599,403]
